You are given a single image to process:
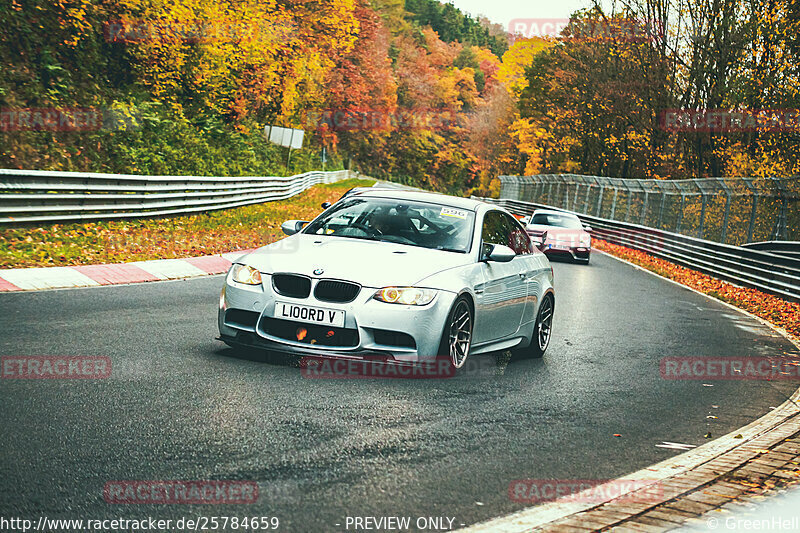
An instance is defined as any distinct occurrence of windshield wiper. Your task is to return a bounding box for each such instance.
[327,234,381,242]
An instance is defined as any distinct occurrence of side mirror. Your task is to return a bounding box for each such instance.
[584,225,592,232]
[321,202,331,209]
[485,244,516,263]
[535,231,548,252]
[281,220,308,236]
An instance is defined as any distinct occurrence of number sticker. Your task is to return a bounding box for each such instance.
[440,207,467,219]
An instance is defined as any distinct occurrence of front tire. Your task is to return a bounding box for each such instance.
[439,296,473,369]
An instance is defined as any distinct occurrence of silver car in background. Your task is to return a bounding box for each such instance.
[218,188,555,369]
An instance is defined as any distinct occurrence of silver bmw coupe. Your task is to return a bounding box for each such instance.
[218,188,555,369]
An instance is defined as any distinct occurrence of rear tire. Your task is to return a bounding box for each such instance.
[439,296,473,369]
[514,294,553,359]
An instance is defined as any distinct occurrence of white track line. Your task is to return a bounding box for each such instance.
[134,259,207,280]
[0,267,101,290]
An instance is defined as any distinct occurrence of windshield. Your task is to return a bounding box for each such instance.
[529,213,583,229]
[303,198,475,253]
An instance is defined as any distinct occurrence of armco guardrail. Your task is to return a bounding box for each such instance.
[475,196,800,303]
[0,169,357,224]
[742,241,800,260]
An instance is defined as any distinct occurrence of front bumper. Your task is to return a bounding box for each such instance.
[543,245,591,261]
[218,274,457,363]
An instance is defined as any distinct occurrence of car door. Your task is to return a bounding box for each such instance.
[504,213,542,329]
[472,211,528,343]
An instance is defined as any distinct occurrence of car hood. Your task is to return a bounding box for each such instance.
[241,234,471,287]
[526,225,588,239]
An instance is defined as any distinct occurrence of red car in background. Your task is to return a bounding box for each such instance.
[522,209,592,264]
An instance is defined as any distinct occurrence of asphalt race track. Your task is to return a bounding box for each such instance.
[1,253,798,531]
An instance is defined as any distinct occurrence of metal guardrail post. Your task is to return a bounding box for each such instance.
[624,182,633,222]
[640,188,649,225]
[719,178,732,244]
[508,175,520,200]
[539,176,546,203]
[771,177,789,241]
[657,190,667,229]
[610,186,619,220]
[596,182,605,217]
[515,176,525,200]
[564,179,571,210]
[554,175,561,208]
[698,188,707,240]
[744,179,759,244]
[572,178,580,212]
[583,177,593,213]
[577,176,585,212]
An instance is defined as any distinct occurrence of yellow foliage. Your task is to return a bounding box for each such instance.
[116,0,359,122]
[497,37,553,98]
[717,142,800,178]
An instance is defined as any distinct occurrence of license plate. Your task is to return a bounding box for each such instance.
[274,302,345,327]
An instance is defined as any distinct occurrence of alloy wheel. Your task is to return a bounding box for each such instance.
[537,297,553,351]
[448,300,472,369]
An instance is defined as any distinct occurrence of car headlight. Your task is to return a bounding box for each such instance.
[231,264,262,285]
[580,235,592,246]
[373,287,437,305]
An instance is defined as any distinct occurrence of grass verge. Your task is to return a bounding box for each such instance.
[0,178,375,268]
[594,239,800,341]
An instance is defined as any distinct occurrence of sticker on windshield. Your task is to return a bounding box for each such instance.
[440,207,467,219]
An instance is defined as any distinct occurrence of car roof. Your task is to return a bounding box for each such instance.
[532,208,580,219]
[345,187,488,211]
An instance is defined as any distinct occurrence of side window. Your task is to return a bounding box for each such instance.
[481,211,506,246]
[481,211,532,257]
[481,211,505,258]
[503,213,533,255]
